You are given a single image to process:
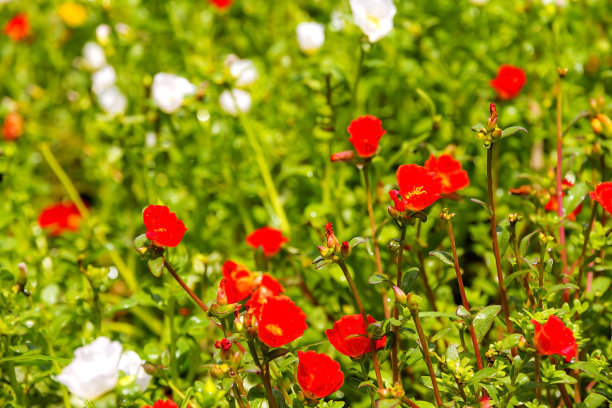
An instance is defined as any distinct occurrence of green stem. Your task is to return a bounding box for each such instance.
[509,221,537,309]
[362,165,390,319]
[554,72,569,302]
[239,115,290,234]
[443,214,484,371]
[168,295,179,384]
[337,261,384,389]
[408,307,443,407]
[486,146,515,349]
[535,354,542,404]
[575,202,598,300]
[359,359,377,408]
[247,338,278,408]
[392,224,407,384]
[4,336,27,406]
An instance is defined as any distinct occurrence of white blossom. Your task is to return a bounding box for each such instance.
[97,86,127,116]
[83,42,106,71]
[118,350,151,392]
[152,73,196,114]
[92,65,116,95]
[96,24,112,45]
[219,89,251,116]
[226,56,258,88]
[349,0,397,43]
[296,22,325,55]
[56,337,122,401]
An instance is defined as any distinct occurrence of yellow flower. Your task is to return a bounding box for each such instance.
[58,2,87,28]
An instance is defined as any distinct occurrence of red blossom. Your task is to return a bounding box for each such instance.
[589,181,612,216]
[143,204,187,248]
[257,295,307,348]
[4,13,30,42]
[246,227,289,257]
[347,115,386,158]
[2,112,24,141]
[531,315,577,362]
[297,351,344,399]
[424,154,470,194]
[490,65,527,100]
[209,0,233,9]
[220,260,257,304]
[325,315,386,358]
[330,150,355,162]
[215,338,232,351]
[545,180,582,221]
[143,400,179,408]
[395,164,442,211]
[245,274,284,319]
[38,202,83,236]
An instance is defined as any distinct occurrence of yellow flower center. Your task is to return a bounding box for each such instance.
[265,324,284,336]
[404,186,426,199]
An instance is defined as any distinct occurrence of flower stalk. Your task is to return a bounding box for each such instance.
[391,223,407,384]
[337,260,384,389]
[247,338,278,408]
[575,202,598,300]
[440,210,484,370]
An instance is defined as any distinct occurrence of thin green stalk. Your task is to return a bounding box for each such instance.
[359,359,377,408]
[247,338,278,408]
[239,115,290,234]
[442,212,484,371]
[509,217,537,310]
[362,165,390,319]
[392,224,407,384]
[408,306,443,407]
[416,222,438,311]
[168,295,179,384]
[337,261,384,389]
[535,354,542,403]
[486,146,514,347]
[4,336,27,406]
[575,202,598,300]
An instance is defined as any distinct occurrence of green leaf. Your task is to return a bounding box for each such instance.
[414,402,435,408]
[348,236,366,249]
[471,123,486,133]
[247,386,265,401]
[432,327,453,342]
[583,393,608,408]
[148,257,165,277]
[503,269,531,288]
[496,220,511,257]
[264,348,288,364]
[472,305,501,342]
[401,267,420,293]
[0,354,70,364]
[376,400,401,408]
[429,250,454,266]
[0,269,14,282]
[519,229,541,257]
[133,233,149,251]
[456,305,471,320]
[368,273,394,287]
[467,367,498,386]
[501,126,527,139]
[562,182,588,215]
[545,283,580,298]
[470,198,491,214]
[419,311,460,319]
[445,344,460,366]
[499,333,523,351]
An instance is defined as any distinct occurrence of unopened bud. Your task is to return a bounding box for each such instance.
[591,118,603,134]
[592,142,602,156]
[318,245,330,257]
[486,103,498,132]
[216,279,228,305]
[518,336,528,350]
[597,113,611,129]
[340,241,351,258]
[508,213,522,224]
[209,363,229,379]
[325,222,340,249]
[143,363,158,375]
[557,67,568,78]
[388,205,401,219]
[406,293,422,313]
[392,286,407,305]
[377,388,390,398]
[439,208,454,221]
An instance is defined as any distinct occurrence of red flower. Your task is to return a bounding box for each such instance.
[38,202,82,236]
[325,315,386,358]
[246,227,289,256]
[257,295,307,347]
[209,0,233,9]
[590,181,612,216]
[490,65,527,100]
[394,164,442,211]
[143,205,187,247]
[424,154,469,194]
[245,274,284,319]
[143,400,179,408]
[219,260,257,304]
[4,13,30,42]
[3,112,24,141]
[545,180,582,221]
[215,338,232,350]
[531,315,577,362]
[297,351,344,399]
[347,115,386,158]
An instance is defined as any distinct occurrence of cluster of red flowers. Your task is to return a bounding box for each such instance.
[246,226,288,256]
[4,13,30,42]
[544,179,582,221]
[531,315,577,362]
[38,202,83,236]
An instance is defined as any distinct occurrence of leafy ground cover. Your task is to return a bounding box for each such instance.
[1,0,611,407]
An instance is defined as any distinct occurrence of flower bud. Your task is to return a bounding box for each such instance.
[591,118,603,134]
[209,363,229,379]
[330,150,355,162]
[318,245,330,257]
[216,279,228,305]
[486,103,498,132]
[518,336,528,350]
[325,222,340,249]
[392,286,407,305]
[340,241,351,258]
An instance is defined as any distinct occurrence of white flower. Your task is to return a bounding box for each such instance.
[349,0,397,43]
[469,0,489,4]
[118,350,151,392]
[83,42,106,71]
[56,337,123,401]
[219,89,251,116]
[296,22,325,55]
[541,0,567,6]
[226,56,258,88]
[152,73,196,114]
[92,65,117,94]
[96,24,112,45]
[97,86,127,116]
